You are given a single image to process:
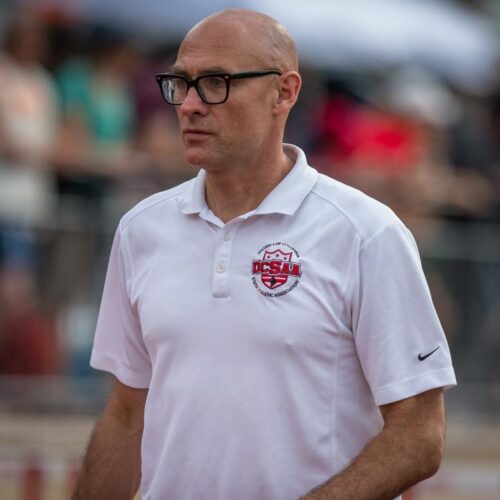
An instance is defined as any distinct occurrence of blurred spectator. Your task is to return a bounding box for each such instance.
[309,67,500,224]
[0,12,58,233]
[445,90,498,220]
[314,78,425,175]
[54,24,137,209]
[310,74,432,216]
[44,24,139,326]
[0,11,61,375]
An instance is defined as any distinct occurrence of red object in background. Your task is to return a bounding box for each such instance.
[315,95,424,175]
[342,109,422,172]
[0,313,59,375]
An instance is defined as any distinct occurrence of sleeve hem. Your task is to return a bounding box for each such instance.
[372,367,457,406]
[90,350,151,389]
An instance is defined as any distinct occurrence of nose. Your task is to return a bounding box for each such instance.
[179,85,208,117]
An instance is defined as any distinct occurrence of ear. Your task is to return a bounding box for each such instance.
[273,71,302,115]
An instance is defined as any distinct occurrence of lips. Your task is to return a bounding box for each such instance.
[182,128,212,138]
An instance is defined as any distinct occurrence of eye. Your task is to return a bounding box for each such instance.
[202,76,226,89]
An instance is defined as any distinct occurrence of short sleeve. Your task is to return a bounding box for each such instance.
[90,223,152,388]
[351,222,456,406]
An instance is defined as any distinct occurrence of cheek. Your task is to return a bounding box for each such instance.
[210,95,273,152]
[226,107,268,138]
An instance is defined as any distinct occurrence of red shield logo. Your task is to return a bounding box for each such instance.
[261,249,293,289]
[251,242,302,297]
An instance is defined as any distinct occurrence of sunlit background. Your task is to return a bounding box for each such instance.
[0,0,499,498]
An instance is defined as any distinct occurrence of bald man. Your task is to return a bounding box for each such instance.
[73,9,456,500]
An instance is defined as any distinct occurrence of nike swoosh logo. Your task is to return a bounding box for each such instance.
[418,346,440,361]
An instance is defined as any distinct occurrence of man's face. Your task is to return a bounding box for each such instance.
[172,22,278,169]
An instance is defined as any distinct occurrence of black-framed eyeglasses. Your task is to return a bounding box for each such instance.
[155,70,282,105]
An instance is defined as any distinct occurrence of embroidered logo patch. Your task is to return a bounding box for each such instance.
[252,242,302,297]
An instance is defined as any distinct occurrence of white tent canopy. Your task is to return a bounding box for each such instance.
[32,0,500,92]
[254,0,499,92]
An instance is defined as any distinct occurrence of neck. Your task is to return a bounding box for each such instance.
[204,144,295,223]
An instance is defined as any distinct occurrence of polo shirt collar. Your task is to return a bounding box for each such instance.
[178,144,318,218]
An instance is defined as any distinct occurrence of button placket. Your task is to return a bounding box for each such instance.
[211,223,239,298]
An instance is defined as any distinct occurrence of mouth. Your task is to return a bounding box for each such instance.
[182,129,212,140]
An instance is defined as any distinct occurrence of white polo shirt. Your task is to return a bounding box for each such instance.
[91,144,456,500]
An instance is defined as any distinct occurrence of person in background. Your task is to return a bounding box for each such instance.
[0,11,60,376]
[55,24,137,208]
[0,12,58,239]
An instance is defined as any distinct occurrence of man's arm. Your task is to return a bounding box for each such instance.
[302,388,446,500]
[72,378,148,500]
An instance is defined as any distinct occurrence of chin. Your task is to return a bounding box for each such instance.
[184,146,218,168]
[184,150,208,167]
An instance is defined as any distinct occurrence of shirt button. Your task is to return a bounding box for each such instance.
[223,232,231,241]
[216,263,225,273]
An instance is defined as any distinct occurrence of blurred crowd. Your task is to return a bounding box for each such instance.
[0,7,499,410]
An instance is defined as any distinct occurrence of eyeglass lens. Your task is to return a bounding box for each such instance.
[162,76,228,104]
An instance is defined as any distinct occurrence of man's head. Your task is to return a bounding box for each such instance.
[168,9,301,168]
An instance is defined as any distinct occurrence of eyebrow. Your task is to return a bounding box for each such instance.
[168,65,230,77]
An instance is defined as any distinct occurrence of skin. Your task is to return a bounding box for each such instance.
[72,380,147,500]
[301,388,446,500]
[172,9,302,222]
[72,9,447,499]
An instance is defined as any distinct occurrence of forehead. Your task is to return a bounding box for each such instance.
[174,21,264,75]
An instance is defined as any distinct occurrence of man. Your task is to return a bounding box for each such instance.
[74,9,456,500]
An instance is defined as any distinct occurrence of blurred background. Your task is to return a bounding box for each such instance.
[0,0,499,498]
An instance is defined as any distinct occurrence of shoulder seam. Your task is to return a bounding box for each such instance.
[120,190,183,231]
[309,188,363,238]
[360,220,406,250]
